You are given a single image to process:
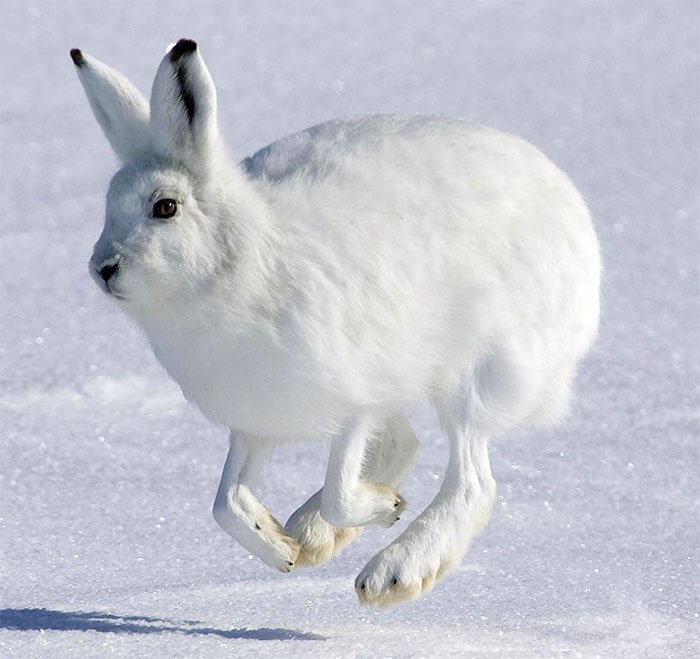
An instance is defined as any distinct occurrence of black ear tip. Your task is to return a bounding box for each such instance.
[70,48,85,67]
[170,39,198,63]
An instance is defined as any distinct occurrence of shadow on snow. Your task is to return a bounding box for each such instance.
[0,608,326,641]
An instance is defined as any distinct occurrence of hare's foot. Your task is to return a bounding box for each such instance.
[285,490,363,567]
[354,517,464,608]
[214,490,300,573]
[321,482,406,529]
[355,477,495,607]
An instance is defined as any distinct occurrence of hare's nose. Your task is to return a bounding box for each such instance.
[97,256,120,282]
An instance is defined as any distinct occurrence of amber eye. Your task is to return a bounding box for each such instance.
[152,198,178,219]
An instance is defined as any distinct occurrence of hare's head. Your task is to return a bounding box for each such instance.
[72,40,244,310]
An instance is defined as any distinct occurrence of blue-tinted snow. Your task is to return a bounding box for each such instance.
[1,1,698,656]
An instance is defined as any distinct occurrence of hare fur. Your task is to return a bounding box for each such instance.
[72,39,600,608]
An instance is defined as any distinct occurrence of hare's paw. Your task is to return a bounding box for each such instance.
[369,484,407,528]
[289,513,363,568]
[285,492,363,567]
[249,510,301,573]
[214,499,300,573]
[322,483,406,528]
[354,536,460,608]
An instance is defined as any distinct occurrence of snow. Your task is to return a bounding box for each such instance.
[1,0,698,656]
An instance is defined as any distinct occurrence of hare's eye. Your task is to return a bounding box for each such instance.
[152,198,178,219]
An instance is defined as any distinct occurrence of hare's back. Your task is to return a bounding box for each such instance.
[241,114,485,184]
[241,114,594,258]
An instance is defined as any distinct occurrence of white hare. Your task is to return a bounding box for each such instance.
[71,39,600,608]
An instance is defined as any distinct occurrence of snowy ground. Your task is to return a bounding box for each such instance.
[1,1,698,657]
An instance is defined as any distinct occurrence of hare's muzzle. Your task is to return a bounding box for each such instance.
[89,254,122,297]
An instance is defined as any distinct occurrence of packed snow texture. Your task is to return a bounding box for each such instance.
[1,1,698,657]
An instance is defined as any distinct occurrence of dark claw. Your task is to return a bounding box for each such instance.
[254,523,261,530]
[360,582,366,590]
[287,561,294,566]
[394,500,400,508]
[391,577,398,586]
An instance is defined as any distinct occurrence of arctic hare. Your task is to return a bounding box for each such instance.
[71,39,600,608]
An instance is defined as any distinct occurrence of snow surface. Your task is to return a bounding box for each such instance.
[1,1,698,656]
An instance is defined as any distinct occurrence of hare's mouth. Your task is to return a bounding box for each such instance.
[101,281,128,302]
[103,279,128,301]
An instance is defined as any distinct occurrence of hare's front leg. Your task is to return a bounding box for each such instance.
[319,416,408,529]
[212,432,300,572]
[286,412,418,567]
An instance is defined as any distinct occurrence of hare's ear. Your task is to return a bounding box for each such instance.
[150,39,218,167]
[70,49,151,163]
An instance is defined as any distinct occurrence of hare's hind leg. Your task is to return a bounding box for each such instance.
[213,431,300,572]
[356,400,496,608]
[285,412,418,567]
